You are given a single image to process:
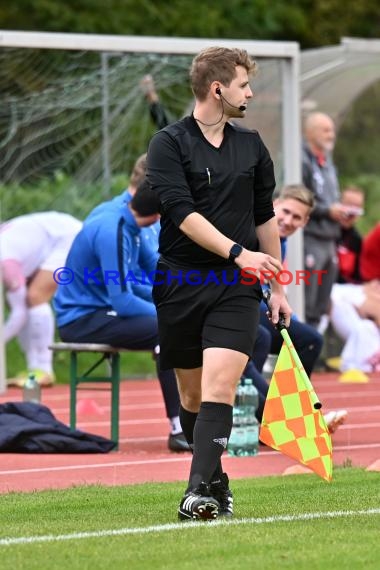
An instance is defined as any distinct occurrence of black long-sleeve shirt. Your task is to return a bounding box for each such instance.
[149,101,171,130]
[147,115,275,267]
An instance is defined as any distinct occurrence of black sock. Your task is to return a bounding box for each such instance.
[179,405,223,480]
[179,405,197,448]
[210,461,224,484]
[188,401,233,492]
[154,353,180,419]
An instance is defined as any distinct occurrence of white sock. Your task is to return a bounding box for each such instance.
[341,320,380,372]
[317,314,330,335]
[170,416,182,435]
[19,303,54,374]
[4,286,28,342]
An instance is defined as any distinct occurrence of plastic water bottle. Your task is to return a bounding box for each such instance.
[228,383,246,456]
[242,378,259,456]
[228,379,260,456]
[23,373,41,404]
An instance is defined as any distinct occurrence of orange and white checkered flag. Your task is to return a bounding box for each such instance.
[260,333,333,482]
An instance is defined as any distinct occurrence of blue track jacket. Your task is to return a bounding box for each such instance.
[84,190,159,301]
[54,204,158,327]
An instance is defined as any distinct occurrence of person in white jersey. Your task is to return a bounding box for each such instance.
[1,211,82,387]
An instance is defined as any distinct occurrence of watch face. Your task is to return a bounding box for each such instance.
[230,244,243,260]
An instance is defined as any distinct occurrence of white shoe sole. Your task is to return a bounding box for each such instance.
[324,410,348,434]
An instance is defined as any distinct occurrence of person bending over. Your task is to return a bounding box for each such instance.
[1,211,82,387]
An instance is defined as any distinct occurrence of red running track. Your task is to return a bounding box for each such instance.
[0,372,379,494]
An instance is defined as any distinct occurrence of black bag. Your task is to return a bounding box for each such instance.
[0,402,116,453]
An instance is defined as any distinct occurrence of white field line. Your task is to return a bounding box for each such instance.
[338,405,380,413]
[34,390,186,401]
[318,392,380,399]
[79,418,166,427]
[72,412,380,429]
[1,442,380,477]
[0,456,192,476]
[34,398,380,415]
[1,508,379,546]
[117,422,380,443]
[339,422,380,430]
[74,402,163,411]
[117,421,380,443]
[48,388,380,401]
[3,387,379,407]
[0,405,374,426]
[0,388,162,404]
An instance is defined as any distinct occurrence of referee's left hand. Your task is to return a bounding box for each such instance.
[266,289,292,328]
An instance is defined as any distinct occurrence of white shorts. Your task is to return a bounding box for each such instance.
[1,211,82,279]
[331,283,365,308]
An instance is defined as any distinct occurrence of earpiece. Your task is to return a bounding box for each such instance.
[215,86,246,112]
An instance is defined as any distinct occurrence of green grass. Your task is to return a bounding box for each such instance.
[0,468,379,569]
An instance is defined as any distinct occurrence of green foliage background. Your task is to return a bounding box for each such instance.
[1,0,380,182]
[2,0,380,49]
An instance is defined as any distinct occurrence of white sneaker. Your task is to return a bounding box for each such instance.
[323,410,348,434]
[7,369,55,388]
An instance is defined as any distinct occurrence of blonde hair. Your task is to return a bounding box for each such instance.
[190,47,257,101]
[276,184,315,211]
[129,153,147,190]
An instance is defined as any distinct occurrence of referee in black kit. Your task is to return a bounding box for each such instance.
[147,46,291,521]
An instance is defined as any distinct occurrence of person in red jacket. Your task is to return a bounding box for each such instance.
[336,186,364,284]
[360,222,380,282]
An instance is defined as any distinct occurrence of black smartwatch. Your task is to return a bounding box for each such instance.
[228,243,243,263]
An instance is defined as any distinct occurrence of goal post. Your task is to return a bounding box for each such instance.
[0,31,302,391]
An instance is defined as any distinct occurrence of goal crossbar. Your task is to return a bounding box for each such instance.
[0,30,298,58]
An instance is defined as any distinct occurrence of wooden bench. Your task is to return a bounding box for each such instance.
[49,342,132,448]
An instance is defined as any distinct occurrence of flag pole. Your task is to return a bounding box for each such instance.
[279,327,321,409]
[262,289,322,409]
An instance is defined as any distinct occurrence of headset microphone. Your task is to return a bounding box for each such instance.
[215,87,246,112]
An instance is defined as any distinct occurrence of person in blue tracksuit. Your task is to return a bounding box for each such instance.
[85,153,159,303]
[54,179,188,452]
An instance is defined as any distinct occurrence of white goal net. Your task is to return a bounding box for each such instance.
[0,33,300,217]
[0,32,301,390]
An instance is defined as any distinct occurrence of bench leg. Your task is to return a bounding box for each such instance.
[110,353,120,449]
[70,352,77,430]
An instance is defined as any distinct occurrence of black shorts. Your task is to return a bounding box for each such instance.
[152,259,262,370]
